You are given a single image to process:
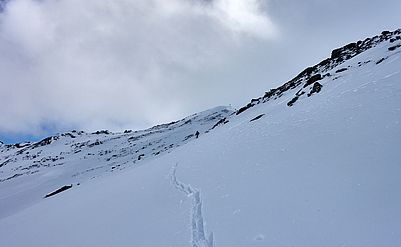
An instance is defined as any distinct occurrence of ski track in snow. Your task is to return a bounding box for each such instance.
[171,164,214,247]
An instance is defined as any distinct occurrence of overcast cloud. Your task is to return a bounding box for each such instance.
[0,0,400,140]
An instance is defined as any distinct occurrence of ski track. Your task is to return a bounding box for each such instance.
[171,164,214,247]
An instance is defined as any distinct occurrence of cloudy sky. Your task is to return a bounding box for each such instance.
[0,0,400,143]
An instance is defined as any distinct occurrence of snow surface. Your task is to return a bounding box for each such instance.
[0,106,233,218]
[0,32,401,247]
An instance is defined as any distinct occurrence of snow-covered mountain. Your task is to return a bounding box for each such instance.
[1,29,401,247]
[0,106,233,217]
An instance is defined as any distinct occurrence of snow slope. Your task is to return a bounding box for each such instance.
[0,30,401,247]
[0,106,233,218]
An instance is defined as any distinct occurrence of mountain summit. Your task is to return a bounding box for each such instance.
[1,29,401,247]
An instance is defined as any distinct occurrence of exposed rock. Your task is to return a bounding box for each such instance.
[61,133,76,138]
[287,96,299,107]
[211,118,229,129]
[308,82,323,97]
[236,102,255,115]
[388,44,401,51]
[250,114,265,122]
[88,140,103,148]
[376,58,386,64]
[32,136,59,149]
[335,68,348,73]
[0,173,23,182]
[92,130,110,135]
[15,142,32,149]
[44,185,73,198]
[304,74,322,88]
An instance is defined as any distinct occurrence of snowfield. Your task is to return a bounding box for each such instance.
[0,106,233,218]
[1,30,401,247]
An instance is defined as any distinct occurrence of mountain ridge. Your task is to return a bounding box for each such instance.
[0,106,233,217]
[236,28,401,114]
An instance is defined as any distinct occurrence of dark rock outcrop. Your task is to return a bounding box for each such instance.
[304,74,322,88]
[388,44,401,51]
[335,68,348,73]
[250,114,265,122]
[287,96,299,107]
[308,82,323,97]
[92,130,110,135]
[44,185,73,198]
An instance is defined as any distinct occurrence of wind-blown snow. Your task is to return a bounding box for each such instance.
[0,31,400,247]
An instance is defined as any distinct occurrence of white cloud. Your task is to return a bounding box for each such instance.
[210,0,276,39]
[0,0,276,135]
